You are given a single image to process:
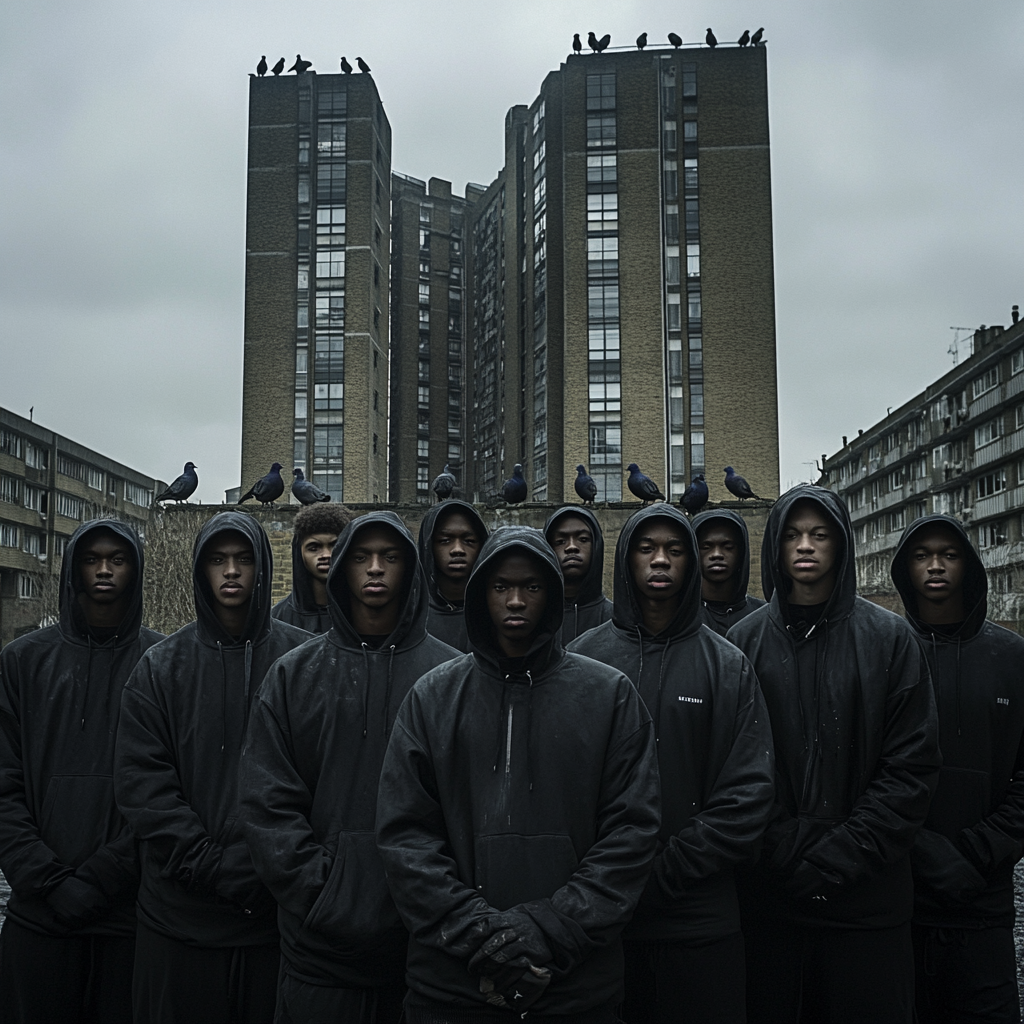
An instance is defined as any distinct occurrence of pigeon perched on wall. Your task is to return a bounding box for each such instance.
[289,55,312,74]
[432,464,457,501]
[292,468,330,505]
[668,32,683,48]
[356,57,371,73]
[501,464,528,504]
[340,56,353,74]
[636,32,647,50]
[680,474,708,515]
[155,462,198,504]
[271,57,285,75]
[750,27,765,46]
[573,33,582,54]
[574,465,598,505]
[724,467,761,500]
[256,56,268,76]
[626,463,666,504]
[239,463,285,505]
[705,28,718,48]
[588,31,600,52]
[737,30,750,47]
[596,34,611,52]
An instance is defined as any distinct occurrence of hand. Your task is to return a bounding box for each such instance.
[46,876,107,927]
[784,860,831,900]
[214,842,266,910]
[479,964,551,1013]
[468,919,552,976]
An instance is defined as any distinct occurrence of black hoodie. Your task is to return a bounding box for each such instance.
[691,508,766,637]
[271,533,331,634]
[376,526,660,1016]
[238,511,459,988]
[568,505,774,945]
[416,499,489,653]
[0,519,162,938]
[544,506,614,645]
[891,514,1024,929]
[727,485,940,928]
[114,511,311,947]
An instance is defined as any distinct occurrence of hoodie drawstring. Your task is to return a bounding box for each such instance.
[360,643,371,738]
[955,636,962,738]
[384,645,396,737]
[81,635,95,730]
[489,672,535,793]
[218,642,228,751]
[525,670,535,792]
[493,676,511,774]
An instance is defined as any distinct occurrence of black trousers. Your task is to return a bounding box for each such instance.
[0,916,135,1024]
[913,923,1021,1024]
[622,932,746,1023]
[132,920,280,1024]
[275,970,405,1024]
[743,914,914,1024]
[405,995,620,1022]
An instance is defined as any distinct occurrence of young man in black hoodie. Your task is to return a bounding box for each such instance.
[727,485,940,1024]
[377,526,661,1022]
[271,503,352,633]
[544,506,613,645]
[0,520,162,1024]
[239,511,459,1023]
[891,514,1024,1024]
[416,499,488,652]
[115,512,311,1024]
[692,508,765,637]
[568,505,774,1023]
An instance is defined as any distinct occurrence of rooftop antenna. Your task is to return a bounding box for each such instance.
[949,326,974,366]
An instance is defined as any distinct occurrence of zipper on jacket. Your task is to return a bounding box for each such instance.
[505,705,514,775]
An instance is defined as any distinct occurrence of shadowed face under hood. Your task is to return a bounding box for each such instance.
[891,513,987,640]
[613,504,701,639]
[691,507,752,606]
[193,511,274,647]
[544,505,607,607]
[59,518,146,645]
[464,526,565,673]
[327,510,428,650]
[416,500,488,608]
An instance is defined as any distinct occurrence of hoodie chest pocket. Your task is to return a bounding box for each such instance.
[474,833,579,912]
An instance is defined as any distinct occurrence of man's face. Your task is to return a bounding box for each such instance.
[697,522,741,586]
[906,526,966,606]
[300,532,338,584]
[343,525,407,613]
[628,519,689,603]
[485,552,549,651]
[431,511,482,582]
[201,532,257,610]
[548,515,594,584]
[76,528,135,606]
[781,501,838,588]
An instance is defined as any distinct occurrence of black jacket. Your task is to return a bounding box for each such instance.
[115,512,311,947]
[891,514,1024,928]
[0,520,162,938]
[692,508,766,637]
[569,505,774,944]
[377,526,660,1015]
[544,506,614,645]
[238,511,459,987]
[417,500,489,653]
[727,485,940,928]
[271,534,331,634]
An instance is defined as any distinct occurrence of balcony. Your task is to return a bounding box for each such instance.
[1006,372,1024,401]
[969,385,1003,419]
[974,428,1024,468]
[972,484,1024,521]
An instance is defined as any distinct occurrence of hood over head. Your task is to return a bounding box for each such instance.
[543,505,607,607]
[464,526,564,673]
[612,504,702,639]
[416,500,489,608]
[59,518,147,645]
[891,513,987,639]
[692,507,753,606]
[193,511,274,647]
[327,510,428,650]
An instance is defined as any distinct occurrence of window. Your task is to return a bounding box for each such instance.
[418,386,430,406]
[586,74,616,111]
[416,466,429,491]
[419,204,431,226]
[55,493,83,520]
[979,520,1008,549]
[887,467,904,491]
[586,154,617,184]
[690,430,705,469]
[682,64,697,98]
[0,431,23,459]
[0,474,20,504]
[973,366,1000,399]
[683,120,697,141]
[316,122,346,155]
[316,161,346,203]
[25,444,47,470]
[22,531,43,557]
[313,383,344,411]
[586,115,616,148]
[315,248,345,279]
[975,418,1002,448]
[683,159,698,191]
[977,469,1007,499]
[0,523,18,547]
[687,289,701,321]
[419,229,430,251]
[663,119,677,150]
[1017,404,1024,431]
[316,206,346,245]
[419,282,430,305]
[315,291,345,327]
[87,467,103,490]
[586,193,618,232]
[124,481,151,506]
[1013,349,1024,376]
[417,438,429,458]
[23,485,46,513]
[888,508,906,533]
[663,158,678,199]
[686,243,700,278]
[18,573,37,599]
[588,282,619,322]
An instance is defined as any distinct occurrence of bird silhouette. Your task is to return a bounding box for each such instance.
[271,57,285,76]
[668,32,683,48]
[256,56,268,77]
[626,464,666,504]
[636,32,647,50]
[705,28,718,48]
[574,465,598,505]
[356,57,371,73]
[596,33,611,52]
[587,31,600,52]
[738,30,750,47]
[155,462,198,504]
[238,463,285,505]
[289,54,312,74]
[724,467,761,500]
[750,27,765,46]
[432,464,457,501]
[501,464,528,505]
[573,33,582,54]
[680,474,708,516]
[291,468,330,505]
[340,56,353,74]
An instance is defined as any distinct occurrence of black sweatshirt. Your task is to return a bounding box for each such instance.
[417,500,489,653]
[544,506,614,646]
[376,526,661,1016]
[114,512,311,948]
[0,520,163,938]
[238,511,460,987]
[891,514,1024,929]
[569,505,774,945]
[691,508,766,637]
[727,485,940,929]
[271,533,331,634]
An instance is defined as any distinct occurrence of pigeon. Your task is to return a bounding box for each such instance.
[738,30,750,47]
[596,33,611,52]
[289,54,312,74]
[501,464,528,505]
[340,56,353,74]
[724,467,761,500]
[256,56,268,77]
[750,27,765,46]
[668,32,683,48]
[705,28,718,48]
[626,463,666,504]
[291,468,330,505]
[574,465,598,505]
[680,474,708,516]
[271,57,285,75]
[238,463,285,505]
[588,31,600,52]
[636,32,647,50]
[155,462,198,504]
[432,464,457,501]
[356,57,371,73]
[573,33,582,54]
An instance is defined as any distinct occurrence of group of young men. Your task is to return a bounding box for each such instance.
[0,487,1021,1023]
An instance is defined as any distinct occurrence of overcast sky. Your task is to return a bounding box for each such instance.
[2,1,1022,501]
